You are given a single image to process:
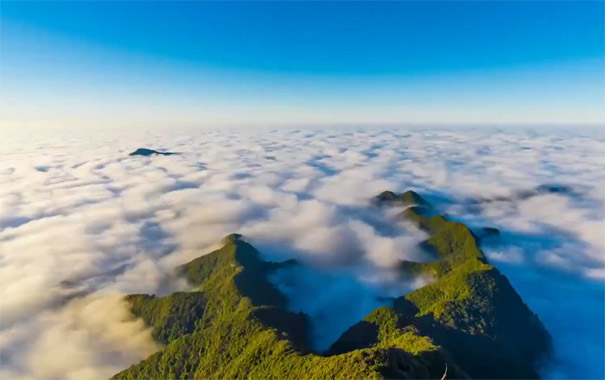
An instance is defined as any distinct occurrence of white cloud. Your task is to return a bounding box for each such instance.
[1,292,160,380]
[0,126,603,379]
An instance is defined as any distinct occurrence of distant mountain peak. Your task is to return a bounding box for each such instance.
[129,148,175,156]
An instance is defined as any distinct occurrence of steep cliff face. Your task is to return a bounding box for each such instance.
[111,192,551,380]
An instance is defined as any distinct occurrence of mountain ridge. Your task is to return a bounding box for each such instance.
[111,191,551,379]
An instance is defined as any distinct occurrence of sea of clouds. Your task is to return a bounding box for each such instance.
[0,126,603,379]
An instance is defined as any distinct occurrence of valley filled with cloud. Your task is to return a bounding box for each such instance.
[1,126,603,379]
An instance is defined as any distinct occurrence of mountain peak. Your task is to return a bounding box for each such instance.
[222,233,243,244]
[374,190,427,206]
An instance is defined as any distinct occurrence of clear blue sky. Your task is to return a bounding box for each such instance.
[1,1,604,128]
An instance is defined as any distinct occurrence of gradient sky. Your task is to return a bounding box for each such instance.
[1,1,604,129]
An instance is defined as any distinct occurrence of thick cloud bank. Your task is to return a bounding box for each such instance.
[1,126,603,379]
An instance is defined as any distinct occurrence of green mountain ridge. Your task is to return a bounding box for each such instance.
[111,191,551,380]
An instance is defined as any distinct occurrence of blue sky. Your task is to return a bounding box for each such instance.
[1,1,603,128]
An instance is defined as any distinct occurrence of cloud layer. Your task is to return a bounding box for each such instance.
[1,126,603,379]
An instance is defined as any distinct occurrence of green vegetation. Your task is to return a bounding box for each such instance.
[393,194,551,379]
[374,190,428,207]
[363,307,437,355]
[113,234,453,380]
[126,292,206,344]
[398,206,486,280]
[329,192,551,378]
[401,207,448,233]
[112,193,551,380]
